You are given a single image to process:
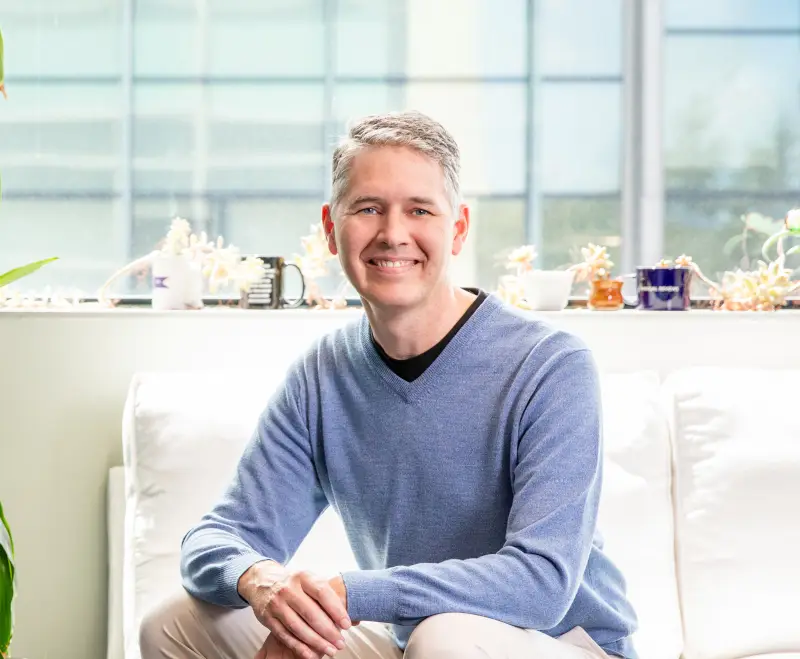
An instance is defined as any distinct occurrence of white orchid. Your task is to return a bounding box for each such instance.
[569,243,614,282]
[505,245,538,274]
[783,208,800,234]
[292,224,335,280]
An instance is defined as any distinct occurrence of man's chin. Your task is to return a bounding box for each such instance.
[359,284,425,311]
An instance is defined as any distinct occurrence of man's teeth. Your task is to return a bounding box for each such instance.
[374,260,414,268]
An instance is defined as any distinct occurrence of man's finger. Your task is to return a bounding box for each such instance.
[301,578,350,629]
[255,638,269,659]
[287,589,346,648]
[273,603,338,658]
[266,611,324,659]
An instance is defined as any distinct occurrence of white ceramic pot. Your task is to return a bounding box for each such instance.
[151,253,203,310]
[520,269,575,311]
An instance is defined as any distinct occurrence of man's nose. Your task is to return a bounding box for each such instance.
[376,207,411,247]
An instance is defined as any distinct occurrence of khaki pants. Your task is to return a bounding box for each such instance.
[139,591,611,659]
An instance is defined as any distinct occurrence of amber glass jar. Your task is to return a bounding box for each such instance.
[588,279,625,310]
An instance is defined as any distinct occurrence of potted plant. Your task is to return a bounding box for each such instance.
[0,26,59,306]
[568,243,624,310]
[495,245,575,311]
[291,223,349,310]
[1,501,15,659]
[684,209,800,311]
[96,217,265,309]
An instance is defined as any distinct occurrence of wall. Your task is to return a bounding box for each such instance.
[2,306,800,659]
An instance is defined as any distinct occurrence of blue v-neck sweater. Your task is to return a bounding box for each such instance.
[181,294,638,658]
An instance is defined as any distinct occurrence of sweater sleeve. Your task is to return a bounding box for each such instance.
[341,349,603,629]
[180,362,328,608]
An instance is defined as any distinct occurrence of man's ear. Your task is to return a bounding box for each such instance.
[451,204,470,256]
[322,203,338,256]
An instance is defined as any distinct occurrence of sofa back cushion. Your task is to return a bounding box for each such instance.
[597,372,683,659]
[666,368,800,659]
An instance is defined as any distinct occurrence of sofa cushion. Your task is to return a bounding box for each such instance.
[122,369,359,659]
[597,372,683,659]
[666,368,800,659]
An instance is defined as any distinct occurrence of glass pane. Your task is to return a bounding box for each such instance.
[541,196,622,273]
[404,83,527,194]
[227,199,354,300]
[470,197,526,291]
[134,0,324,77]
[2,0,121,77]
[224,199,324,259]
[667,0,800,29]
[665,195,800,286]
[0,199,124,294]
[337,0,526,78]
[539,84,622,192]
[335,0,408,77]
[0,83,121,192]
[537,0,622,76]
[665,36,800,190]
[332,83,403,133]
[133,84,325,193]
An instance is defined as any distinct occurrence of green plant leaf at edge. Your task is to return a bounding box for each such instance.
[0,257,59,289]
[0,501,15,659]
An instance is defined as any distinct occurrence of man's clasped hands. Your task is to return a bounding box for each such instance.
[238,560,361,659]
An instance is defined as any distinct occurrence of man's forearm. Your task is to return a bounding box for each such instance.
[180,526,272,608]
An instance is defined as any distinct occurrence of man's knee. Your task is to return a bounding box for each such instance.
[138,590,202,659]
[405,613,488,659]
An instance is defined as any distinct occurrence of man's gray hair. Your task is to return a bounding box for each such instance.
[330,110,462,214]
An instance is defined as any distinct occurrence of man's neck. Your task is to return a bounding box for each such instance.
[365,285,477,360]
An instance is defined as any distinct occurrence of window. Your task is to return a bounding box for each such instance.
[664,0,800,281]
[1,1,795,299]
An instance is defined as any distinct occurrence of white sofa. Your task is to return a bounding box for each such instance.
[109,365,800,659]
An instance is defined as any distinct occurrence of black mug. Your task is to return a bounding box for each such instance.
[240,256,306,309]
[636,266,692,311]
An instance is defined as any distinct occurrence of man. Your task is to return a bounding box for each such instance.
[140,111,638,659]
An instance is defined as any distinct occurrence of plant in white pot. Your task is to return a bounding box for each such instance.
[97,217,265,309]
[497,245,575,311]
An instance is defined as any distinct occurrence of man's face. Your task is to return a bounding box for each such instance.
[322,145,469,311]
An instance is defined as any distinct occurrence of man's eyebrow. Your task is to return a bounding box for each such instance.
[408,196,437,206]
[348,195,385,207]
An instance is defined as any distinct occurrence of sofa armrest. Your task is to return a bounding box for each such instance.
[107,466,125,659]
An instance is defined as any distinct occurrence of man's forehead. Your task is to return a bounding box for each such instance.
[345,149,448,197]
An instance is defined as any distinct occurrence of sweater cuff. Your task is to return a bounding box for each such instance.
[218,551,272,607]
[341,568,402,623]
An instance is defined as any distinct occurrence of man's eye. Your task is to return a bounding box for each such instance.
[411,208,431,216]
[357,207,378,215]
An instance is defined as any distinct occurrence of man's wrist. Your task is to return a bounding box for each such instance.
[237,558,281,604]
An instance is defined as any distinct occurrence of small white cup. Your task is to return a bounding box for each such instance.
[520,269,575,311]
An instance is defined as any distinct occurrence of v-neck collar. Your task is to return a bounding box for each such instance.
[357,293,504,403]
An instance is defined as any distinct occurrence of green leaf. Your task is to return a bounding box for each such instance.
[0,503,12,559]
[0,501,14,659]
[0,257,59,288]
[786,245,800,257]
